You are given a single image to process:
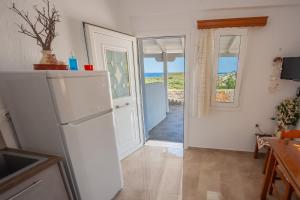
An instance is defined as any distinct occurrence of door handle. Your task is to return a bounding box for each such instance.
[115,102,130,109]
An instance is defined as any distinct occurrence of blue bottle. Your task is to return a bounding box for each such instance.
[69,52,78,71]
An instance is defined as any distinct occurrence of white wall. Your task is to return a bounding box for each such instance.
[0,98,17,148]
[119,0,300,151]
[0,0,121,70]
[0,0,122,147]
[144,83,167,133]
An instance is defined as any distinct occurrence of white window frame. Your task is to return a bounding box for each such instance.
[211,28,248,109]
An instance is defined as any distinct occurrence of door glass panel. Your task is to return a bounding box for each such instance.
[216,35,241,103]
[105,49,130,99]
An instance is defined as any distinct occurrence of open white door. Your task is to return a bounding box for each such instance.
[84,24,143,159]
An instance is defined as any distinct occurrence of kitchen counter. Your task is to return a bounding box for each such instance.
[0,148,62,193]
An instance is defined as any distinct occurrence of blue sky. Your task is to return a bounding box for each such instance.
[218,57,238,73]
[143,56,238,74]
[144,57,184,73]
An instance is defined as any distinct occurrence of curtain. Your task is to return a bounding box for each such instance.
[195,29,215,116]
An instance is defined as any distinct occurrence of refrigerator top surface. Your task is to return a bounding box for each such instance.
[0,70,108,79]
[46,70,108,79]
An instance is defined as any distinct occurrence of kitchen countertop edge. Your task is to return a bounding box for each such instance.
[0,148,62,193]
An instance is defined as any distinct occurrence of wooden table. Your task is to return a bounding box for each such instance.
[261,139,300,199]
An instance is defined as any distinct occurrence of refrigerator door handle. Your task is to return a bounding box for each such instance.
[62,109,113,125]
[115,102,130,109]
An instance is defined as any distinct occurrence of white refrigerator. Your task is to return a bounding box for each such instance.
[0,71,123,200]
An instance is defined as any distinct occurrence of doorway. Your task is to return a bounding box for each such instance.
[138,36,185,144]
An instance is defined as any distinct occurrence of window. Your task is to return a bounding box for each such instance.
[211,28,248,108]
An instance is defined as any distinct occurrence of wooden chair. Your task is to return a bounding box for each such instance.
[281,130,300,140]
[254,133,273,159]
[254,133,275,173]
[268,130,300,200]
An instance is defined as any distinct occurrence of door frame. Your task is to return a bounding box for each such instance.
[83,22,145,151]
[137,34,189,148]
[136,30,190,149]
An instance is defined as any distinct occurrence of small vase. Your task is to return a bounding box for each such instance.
[40,50,58,64]
[34,50,67,70]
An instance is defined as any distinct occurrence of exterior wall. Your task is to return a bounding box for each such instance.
[144,83,167,134]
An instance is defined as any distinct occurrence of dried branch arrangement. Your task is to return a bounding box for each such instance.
[10,0,60,51]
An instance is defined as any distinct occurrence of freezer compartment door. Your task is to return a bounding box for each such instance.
[48,71,112,123]
[61,112,122,200]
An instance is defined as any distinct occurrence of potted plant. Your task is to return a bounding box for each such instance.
[275,96,300,136]
[10,0,67,70]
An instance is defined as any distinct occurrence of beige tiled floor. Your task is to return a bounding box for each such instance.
[115,144,265,200]
[183,148,264,200]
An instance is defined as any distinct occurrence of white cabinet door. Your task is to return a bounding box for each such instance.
[0,165,69,200]
[61,112,122,200]
[85,25,143,160]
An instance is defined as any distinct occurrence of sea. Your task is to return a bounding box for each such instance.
[144,73,163,78]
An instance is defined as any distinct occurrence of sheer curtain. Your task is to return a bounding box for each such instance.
[195,29,215,116]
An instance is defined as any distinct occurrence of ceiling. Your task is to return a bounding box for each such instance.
[118,0,300,18]
[142,37,185,55]
[142,36,240,56]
